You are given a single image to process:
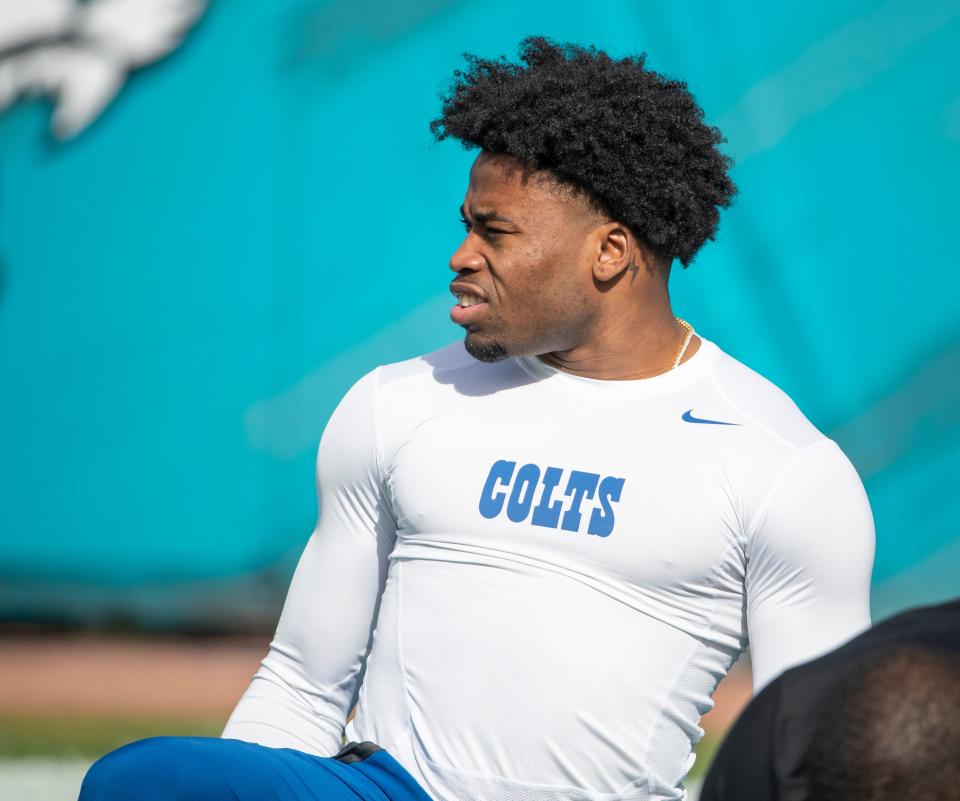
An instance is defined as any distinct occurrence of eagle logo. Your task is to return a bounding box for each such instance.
[0,0,206,140]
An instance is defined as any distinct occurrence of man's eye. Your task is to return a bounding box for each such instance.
[460,216,507,236]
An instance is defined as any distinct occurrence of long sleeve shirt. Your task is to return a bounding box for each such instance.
[223,336,875,801]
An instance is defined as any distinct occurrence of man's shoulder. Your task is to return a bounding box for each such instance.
[371,340,525,395]
[708,342,826,452]
[376,340,476,386]
[333,342,478,417]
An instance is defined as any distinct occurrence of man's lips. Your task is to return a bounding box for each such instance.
[449,281,490,326]
[450,301,489,325]
[449,281,488,303]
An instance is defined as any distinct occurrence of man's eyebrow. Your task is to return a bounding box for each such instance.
[459,203,516,225]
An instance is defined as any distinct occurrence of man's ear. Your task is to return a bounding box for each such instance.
[593,222,637,283]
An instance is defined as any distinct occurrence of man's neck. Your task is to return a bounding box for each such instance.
[536,309,699,381]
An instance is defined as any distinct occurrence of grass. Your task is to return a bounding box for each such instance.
[689,735,720,780]
[0,714,226,760]
[0,713,721,783]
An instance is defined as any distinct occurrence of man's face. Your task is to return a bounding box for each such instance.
[449,151,604,362]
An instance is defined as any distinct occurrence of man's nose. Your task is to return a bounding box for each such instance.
[449,236,485,274]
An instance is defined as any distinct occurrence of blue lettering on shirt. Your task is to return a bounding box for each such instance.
[530,466,564,528]
[478,460,515,519]
[478,459,625,537]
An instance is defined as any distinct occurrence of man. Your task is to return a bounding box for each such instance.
[79,36,875,801]
[700,599,960,801]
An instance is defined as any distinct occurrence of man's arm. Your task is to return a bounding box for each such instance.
[745,438,875,691]
[222,368,395,756]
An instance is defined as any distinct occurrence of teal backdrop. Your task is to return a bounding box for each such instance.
[1,0,958,630]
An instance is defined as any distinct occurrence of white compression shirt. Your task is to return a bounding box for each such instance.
[222,336,875,801]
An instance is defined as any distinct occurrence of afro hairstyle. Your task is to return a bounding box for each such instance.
[429,36,737,267]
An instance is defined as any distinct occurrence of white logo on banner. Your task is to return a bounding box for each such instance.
[0,0,205,139]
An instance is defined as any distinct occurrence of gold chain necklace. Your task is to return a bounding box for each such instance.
[672,318,695,369]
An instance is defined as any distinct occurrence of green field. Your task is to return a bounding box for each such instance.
[0,714,720,781]
[0,715,225,760]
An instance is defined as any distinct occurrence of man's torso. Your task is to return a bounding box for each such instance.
[345,338,828,801]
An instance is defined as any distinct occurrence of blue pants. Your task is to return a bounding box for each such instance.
[78,738,434,801]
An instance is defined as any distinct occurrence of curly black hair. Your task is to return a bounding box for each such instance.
[429,36,737,267]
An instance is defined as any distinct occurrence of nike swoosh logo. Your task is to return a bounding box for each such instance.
[682,409,740,426]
